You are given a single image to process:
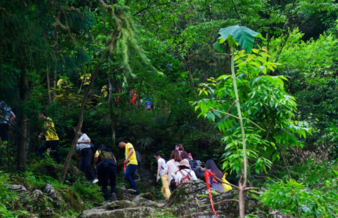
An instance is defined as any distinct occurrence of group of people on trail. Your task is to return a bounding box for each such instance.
[35,111,138,201]
[154,144,227,200]
[1,106,228,202]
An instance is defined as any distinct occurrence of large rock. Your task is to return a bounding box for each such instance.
[6,184,29,193]
[80,201,155,218]
[269,210,293,218]
[80,180,266,218]
[43,184,57,198]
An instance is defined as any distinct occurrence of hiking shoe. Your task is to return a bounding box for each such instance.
[112,193,117,201]
[92,178,99,184]
[127,189,137,193]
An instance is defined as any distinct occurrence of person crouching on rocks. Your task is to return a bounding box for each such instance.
[205,159,224,193]
[94,144,117,201]
[172,159,198,187]
[117,139,139,195]
[154,152,170,199]
[163,150,181,191]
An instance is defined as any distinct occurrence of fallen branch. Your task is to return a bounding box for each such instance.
[195,197,239,208]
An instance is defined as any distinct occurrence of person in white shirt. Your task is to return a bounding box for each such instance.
[162,150,181,191]
[75,127,97,183]
[172,159,198,186]
[0,101,16,142]
[154,152,170,199]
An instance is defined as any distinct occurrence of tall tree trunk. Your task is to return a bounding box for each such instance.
[108,77,116,146]
[17,67,28,170]
[60,61,103,184]
[47,65,52,102]
[53,26,58,97]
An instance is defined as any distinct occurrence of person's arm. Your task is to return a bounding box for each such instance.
[191,171,198,180]
[156,161,161,182]
[93,154,99,169]
[77,134,91,144]
[123,148,134,164]
[9,113,15,124]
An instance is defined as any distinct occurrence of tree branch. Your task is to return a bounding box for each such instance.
[210,107,266,131]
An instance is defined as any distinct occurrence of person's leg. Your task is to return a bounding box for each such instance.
[0,124,8,142]
[109,165,117,195]
[50,141,61,164]
[98,170,109,201]
[161,174,171,199]
[38,141,49,159]
[124,164,138,193]
[79,151,85,172]
[83,148,95,180]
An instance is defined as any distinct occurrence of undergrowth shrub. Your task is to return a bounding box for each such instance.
[259,159,338,217]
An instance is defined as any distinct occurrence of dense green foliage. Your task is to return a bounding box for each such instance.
[1,0,338,217]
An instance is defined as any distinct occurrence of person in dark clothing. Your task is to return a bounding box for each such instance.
[38,111,61,164]
[75,127,97,183]
[205,159,224,192]
[0,101,16,142]
[94,144,117,201]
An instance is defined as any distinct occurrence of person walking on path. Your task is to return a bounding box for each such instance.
[75,127,97,183]
[0,101,16,142]
[38,111,61,164]
[94,144,117,201]
[117,139,138,194]
[163,150,181,191]
[205,159,224,192]
[154,152,170,199]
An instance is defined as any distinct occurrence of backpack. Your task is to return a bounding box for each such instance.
[189,160,203,169]
[135,151,141,167]
[96,148,116,172]
[178,170,193,185]
[221,173,232,192]
[190,160,205,179]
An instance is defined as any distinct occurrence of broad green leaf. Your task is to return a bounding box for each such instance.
[213,41,225,53]
[218,25,264,53]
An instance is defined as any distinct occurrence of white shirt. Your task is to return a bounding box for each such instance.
[0,101,14,124]
[158,158,166,176]
[76,133,91,151]
[162,159,179,184]
[172,169,198,185]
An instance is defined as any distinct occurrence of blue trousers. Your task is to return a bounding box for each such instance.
[124,164,138,194]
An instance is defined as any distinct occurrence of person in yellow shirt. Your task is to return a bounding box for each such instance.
[38,111,61,163]
[117,139,138,194]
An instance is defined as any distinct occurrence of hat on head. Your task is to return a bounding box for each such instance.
[178,159,190,168]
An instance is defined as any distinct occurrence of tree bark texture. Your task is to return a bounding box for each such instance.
[60,61,103,184]
[108,77,116,146]
[17,67,28,170]
[53,26,58,97]
[47,65,52,102]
